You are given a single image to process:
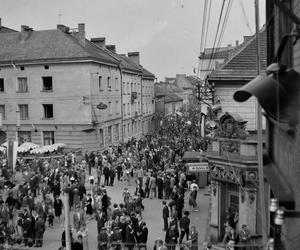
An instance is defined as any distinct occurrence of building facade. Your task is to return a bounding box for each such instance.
[0,23,155,151]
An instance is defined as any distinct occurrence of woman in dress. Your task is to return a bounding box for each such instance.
[54,195,63,223]
[85,193,94,219]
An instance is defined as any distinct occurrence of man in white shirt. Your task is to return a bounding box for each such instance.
[190,180,199,199]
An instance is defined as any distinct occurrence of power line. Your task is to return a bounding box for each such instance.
[197,0,208,77]
[238,0,254,34]
[207,0,226,71]
[208,0,233,73]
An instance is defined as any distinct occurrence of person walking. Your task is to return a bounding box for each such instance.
[34,216,46,247]
[162,200,169,231]
[54,195,63,224]
[179,211,190,244]
[165,223,179,250]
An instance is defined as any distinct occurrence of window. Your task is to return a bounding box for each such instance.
[108,102,112,115]
[17,77,28,92]
[0,105,5,119]
[44,65,49,70]
[43,131,55,145]
[115,124,119,142]
[0,79,4,92]
[127,124,130,135]
[43,104,53,119]
[98,76,103,91]
[115,78,119,91]
[127,83,130,93]
[108,126,112,145]
[131,82,133,92]
[20,66,25,71]
[18,131,31,144]
[42,77,53,91]
[123,125,126,137]
[116,100,119,114]
[99,129,104,147]
[107,77,111,90]
[18,104,29,119]
[123,104,125,115]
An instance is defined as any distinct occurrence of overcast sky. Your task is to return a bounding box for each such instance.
[0,0,265,81]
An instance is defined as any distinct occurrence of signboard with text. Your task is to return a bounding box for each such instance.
[187,162,209,172]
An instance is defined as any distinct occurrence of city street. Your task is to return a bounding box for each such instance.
[28,173,210,250]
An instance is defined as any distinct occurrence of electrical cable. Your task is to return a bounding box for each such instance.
[238,0,254,34]
[207,0,226,71]
[208,0,233,73]
[197,0,208,77]
[199,0,212,80]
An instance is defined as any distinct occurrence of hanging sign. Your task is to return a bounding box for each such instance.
[97,103,108,110]
[186,162,209,172]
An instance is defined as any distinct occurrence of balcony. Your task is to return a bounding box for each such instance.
[209,138,258,161]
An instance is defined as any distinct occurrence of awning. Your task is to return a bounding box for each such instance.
[263,153,295,209]
[182,151,205,162]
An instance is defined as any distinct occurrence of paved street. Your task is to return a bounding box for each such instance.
[26,173,210,250]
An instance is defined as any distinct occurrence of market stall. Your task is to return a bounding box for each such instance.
[182,151,209,188]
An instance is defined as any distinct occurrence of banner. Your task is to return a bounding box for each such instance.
[7,140,18,171]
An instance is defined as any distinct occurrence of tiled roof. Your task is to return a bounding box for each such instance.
[208,27,266,80]
[186,75,202,86]
[199,48,233,59]
[0,29,120,65]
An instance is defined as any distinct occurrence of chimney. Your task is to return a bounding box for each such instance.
[21,25,33,41]
[90,37,106,48]
[0,18,2,27]
[227,44,232,50]
[235,40,239,46]
[243,36,252,42]
[78,23,85,47]
[128,52,140,65]
[106,45,116,53]
[57,24,70,33]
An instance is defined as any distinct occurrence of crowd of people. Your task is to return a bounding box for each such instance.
[0,114,210,250]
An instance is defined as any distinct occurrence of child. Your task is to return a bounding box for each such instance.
[48,206,54,227]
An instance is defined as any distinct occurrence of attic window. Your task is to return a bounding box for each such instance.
[44,65,49,70]
[20,66,25,71]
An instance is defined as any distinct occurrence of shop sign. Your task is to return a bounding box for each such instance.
[187,162,209,172]
[97,103,108,110]
[210,164,241,184]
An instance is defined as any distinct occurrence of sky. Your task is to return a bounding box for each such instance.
[0,0,265,81]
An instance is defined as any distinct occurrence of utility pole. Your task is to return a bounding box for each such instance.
[255,0,267,247]
[64,188,71,250]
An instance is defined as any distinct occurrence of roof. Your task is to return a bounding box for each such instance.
[0,29,120,65]
[199,46,234,60]
[155,83,183,103]
[119,54,155,78]
[174,74,195,90]
[208,27,267,81]
[0,26,18,33]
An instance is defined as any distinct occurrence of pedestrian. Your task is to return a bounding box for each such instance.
[72,234,84,250]
[165,223,179,250]
[189,187,198,212]
[34,216,46,247]
[188,226,198,250]
[238,224,251,250]
[162,200,169,231]
[54,195,63,224]
[179,211,190,243]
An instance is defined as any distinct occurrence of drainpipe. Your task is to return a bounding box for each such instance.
[118,64,124,142]
[141,76,144,136]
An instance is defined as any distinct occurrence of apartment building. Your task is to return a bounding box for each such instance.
[0,23,155,150]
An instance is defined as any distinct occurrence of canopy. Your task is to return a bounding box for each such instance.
[30,143,66,154]
[182,151,204,162]
[17,142,39,153]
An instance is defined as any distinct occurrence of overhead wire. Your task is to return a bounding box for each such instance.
[197,0,208,77]
[207,0,226,71]
[208,0,233,73]
[238,0,254,34]
[199,0,212,80]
